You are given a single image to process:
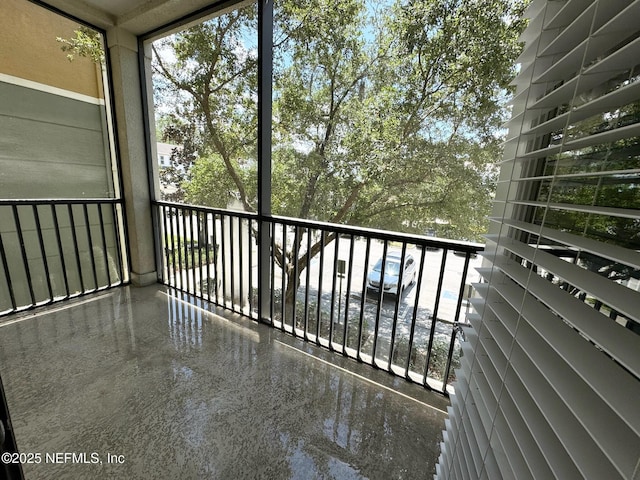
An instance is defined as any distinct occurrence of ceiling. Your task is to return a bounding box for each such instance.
[38,0,239,37]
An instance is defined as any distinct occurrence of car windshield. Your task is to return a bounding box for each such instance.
[373,259,400,275]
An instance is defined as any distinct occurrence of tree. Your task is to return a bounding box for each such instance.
[152,0,529,315]
[56,26,104,64]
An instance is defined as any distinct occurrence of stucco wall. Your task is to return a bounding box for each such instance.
[0,0,103,98]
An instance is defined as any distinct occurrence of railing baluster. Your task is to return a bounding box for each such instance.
[269,220,275,325]
[291,226,300,337]
[405,245,427,379]
[315,230,326,346]
[82,203,99,291]
[328,234,340,349]
[0,233,17,312]
[239,217,245,315]
[220,214,227,308]
[170,207,178,289]
[204,212,211,300]
[248,219,254,317]
[176,209,183,291]
[50,204,70,298]
[442,252,472,389]
[161,205,170,285]
[190,208,196,296]
[303,227,312,341]
[211,213,220,303]
[371,240,389,366]
[280,222,286,331]
[341,234,355,355]
[423,248,449,390]
[96,204,112,287]
[32,205,53,301]
[230,214,236,312]
[357,237,371,361]
[197,210,204,299]
[12,205,36,306]
[112,202,126,283]
[388,243,407,371]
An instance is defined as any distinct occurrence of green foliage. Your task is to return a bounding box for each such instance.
[154,1,528,241]
[184,154,256,208]
[56,26,104,64]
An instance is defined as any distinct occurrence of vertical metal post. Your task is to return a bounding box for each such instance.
[388,243,407,370]
[220,214,227,308]
[371,240,389,365]
[175,209,183,291]
[315,231,326,344]
[161,205,171,285]
[341,235,355,354]
[257,0,273,323]
[50,204,70,298]
[230,215,236,310]
[211,214,220,302]
[291,226,300,336]
[239,217,245,314]
[405,245,427,378]
[248,219,254,317]
[190,208,196,295]
[269,223,275,324]
[97,203,113,287]
[442,252,472,389]
[303,228,312,340]
[329,234,340,349]
[12,205,36,306]
[82,204,99,290]
[357,237,371,360]
[112,202,127,284]
[197,210,204,298]
[204,212,211,298]
[424,248,449,386]
[0,234,17,312]
[170,207,178,288]
[280,223,286,331]
[32,205,53,301]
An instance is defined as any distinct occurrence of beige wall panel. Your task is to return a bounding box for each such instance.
[0,0,103,99]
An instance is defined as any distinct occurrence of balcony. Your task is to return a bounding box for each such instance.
[0,198,481,479]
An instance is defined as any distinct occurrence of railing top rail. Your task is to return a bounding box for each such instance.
[152,200,485,253]
[153,200,258,220]
[0,198,122,206]
[270,214,485,252]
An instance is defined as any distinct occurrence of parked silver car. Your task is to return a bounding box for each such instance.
[367,251,417,296]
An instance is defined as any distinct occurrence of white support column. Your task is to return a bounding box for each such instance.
[106,27,157,286]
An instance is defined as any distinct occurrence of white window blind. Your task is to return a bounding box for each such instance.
[437,1,640,478]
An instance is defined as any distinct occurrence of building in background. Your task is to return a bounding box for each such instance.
[0,0,116,199]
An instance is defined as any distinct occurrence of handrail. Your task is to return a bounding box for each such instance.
[0,198,122,205]
[152,200,485,253]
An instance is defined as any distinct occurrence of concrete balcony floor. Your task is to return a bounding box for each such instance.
[0,285,449,479]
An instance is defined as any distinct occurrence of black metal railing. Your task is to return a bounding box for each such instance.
[155,201,258,319]
[153,200,483,394]
[0,199,129,316]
